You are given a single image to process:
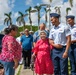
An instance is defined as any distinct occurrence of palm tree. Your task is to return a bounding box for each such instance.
[40,4,52,30]
[55,7,61,14]
[4,12,12,26]
[25,7,32,30]
[66,7,71,15]
[16,11,28,30]
[34,5,41,29]
[44,8,51,24]
[69,0,73,7]
[49,0,52,3]
[55,7,58,13]
[66,7,71,24]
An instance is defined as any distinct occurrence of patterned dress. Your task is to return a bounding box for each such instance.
[0,35,22,62]
[33,39,54,74]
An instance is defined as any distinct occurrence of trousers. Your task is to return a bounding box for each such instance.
[0,60,15,75]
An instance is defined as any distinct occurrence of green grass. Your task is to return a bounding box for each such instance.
[68,59,71,75]
[16,65,22,75]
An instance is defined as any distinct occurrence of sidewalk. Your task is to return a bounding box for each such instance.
[20,66,54,75]
[20,65,36,75]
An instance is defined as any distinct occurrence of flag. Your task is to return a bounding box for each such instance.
[63,0,68,4]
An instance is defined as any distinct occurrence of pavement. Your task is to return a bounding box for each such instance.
[16,59,71,75]
[20,65,37,75]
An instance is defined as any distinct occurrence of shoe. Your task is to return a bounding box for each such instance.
[19,62,23,65]
[19,58,23,65]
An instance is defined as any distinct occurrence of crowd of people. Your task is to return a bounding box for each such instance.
[0,13,76,75]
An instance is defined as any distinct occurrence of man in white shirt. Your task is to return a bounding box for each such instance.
[16,32,24,64]
[66,15,76,75]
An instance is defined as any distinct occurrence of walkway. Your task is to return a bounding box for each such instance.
[20,65,36,75]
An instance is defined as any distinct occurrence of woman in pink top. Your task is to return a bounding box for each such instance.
[32,31,54,75]
[0,25,22,75]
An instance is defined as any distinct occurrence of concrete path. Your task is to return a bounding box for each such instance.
[20,65,54,75]
[20,65,37,75]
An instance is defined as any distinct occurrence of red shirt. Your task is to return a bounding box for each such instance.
[0,35,22,62]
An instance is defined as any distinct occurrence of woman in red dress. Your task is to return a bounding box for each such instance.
[32,31,54,75]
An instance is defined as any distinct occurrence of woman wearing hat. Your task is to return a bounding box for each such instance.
[32,30,54,75]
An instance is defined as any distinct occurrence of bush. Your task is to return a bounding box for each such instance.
[16,25,38,37]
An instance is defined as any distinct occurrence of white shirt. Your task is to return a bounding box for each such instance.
[49,23,71,46]
[16,36,21,44]
[70,24,76,41]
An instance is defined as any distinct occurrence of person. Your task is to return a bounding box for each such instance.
[66,15,76,75]
[29,30,34,36]
[49,13,71,75]
[0,25,22,75]
[33,23,49,47]
[16,32,24,44]
[32,30,54,75]
[20,29,33,69]
[16,32,24,65]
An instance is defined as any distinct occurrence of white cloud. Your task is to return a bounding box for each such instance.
[0,0,15,26]
[51,0,62,6]
[25,0,33,6]
[42,0,50,4]
[13,12,19,18]
[60,2,70,23]
[9,0,15,8]
[41,14,45,22]
[31,12,38,25]
[25,12,38,26]
[42,0,63,6]
[60,1,76,23]
[45,0,76,23]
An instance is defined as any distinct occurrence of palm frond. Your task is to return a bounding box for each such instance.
[44,8,46,11]
[18,11,24,16]
[66,7,71,15]
[7,20,9,26]
[16,16,21,21]
[4,13,9,17]
[4,18,9,26]
[25,6,32,12]
[30,10,37,13]
[24,14,28,17]
[34,6,41,11]
[4,18,8,25]
[69,0,73,7]
[34,6,38,8]
[49,0,52,3]
[9,12,12,16]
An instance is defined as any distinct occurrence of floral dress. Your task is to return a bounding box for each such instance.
[0,35,22,62]
[33,39,54,74]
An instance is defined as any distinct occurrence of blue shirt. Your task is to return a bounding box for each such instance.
[49,23,71,46]
[33,30,49,42]
[20,35,33,50]
[70,24,76,41]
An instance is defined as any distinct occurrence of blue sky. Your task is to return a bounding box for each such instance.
[0,0,74,32]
